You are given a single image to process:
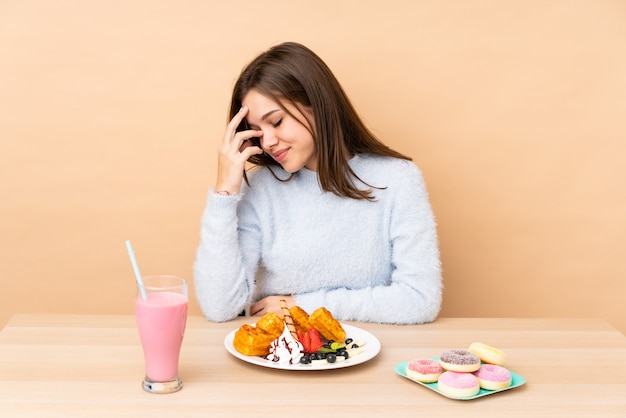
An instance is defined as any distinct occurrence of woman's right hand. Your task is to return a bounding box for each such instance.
[214,106,263,194]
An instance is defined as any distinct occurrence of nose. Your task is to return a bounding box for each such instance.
[260,129,278,150]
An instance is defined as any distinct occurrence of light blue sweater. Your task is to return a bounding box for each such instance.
[194,154,442,324]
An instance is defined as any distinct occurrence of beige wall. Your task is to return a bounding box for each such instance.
[1,1,625,333]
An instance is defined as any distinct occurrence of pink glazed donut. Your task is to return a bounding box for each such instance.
[437,371,480,398]
[406,358,444,383]
[473,364,512,390]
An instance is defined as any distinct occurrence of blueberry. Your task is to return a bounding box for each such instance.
[337,349,349,359]
[300,356,311,364]
[351,343,359,349]
[345,338,353,345]
[315,352,326,360]
[309,353,317,361]
[326,353,337,363]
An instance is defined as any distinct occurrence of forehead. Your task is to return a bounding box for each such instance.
[242,90,280,119]
[243,89,301,127]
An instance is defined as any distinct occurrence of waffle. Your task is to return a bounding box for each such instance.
[308,307,346,342]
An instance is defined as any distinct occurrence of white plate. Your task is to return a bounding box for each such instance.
[224,323,381,370]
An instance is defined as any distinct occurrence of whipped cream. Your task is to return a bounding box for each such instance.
[266,324,304,364]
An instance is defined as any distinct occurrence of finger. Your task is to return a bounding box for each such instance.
[249,302,263,316]
[223,106,250,145]
[234,130,263,149]
[227,106,248,131]
[238,138,264,154]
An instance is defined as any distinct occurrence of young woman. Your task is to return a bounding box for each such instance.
[194,42,442,324]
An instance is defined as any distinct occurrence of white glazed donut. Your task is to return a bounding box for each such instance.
[468,342,506,365]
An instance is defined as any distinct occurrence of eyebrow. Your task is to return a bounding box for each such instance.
[248,109,281,129]
[261,109,280,120]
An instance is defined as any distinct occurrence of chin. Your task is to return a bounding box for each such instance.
[281,163,305,174]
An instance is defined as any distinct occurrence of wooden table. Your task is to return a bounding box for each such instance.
[0,314,625,417]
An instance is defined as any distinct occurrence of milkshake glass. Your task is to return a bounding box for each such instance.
[135,275,188,393]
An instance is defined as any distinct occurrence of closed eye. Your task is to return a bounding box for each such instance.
[272,118,282,128]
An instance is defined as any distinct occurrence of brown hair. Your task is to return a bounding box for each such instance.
[229,42,411,200]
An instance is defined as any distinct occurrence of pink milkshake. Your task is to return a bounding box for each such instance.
[135,275,188,394]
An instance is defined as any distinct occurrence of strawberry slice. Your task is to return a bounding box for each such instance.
[298,329,312,353]
[307,328,324,353]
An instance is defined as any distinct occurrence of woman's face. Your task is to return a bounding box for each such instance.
[242,89,317,173]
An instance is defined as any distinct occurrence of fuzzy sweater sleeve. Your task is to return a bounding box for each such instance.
[193,188,260,322]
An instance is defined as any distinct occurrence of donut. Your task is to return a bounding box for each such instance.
[473,364,512,390]
[437,371,480,398]
[439,349,481,372]
[468,342,506,365]
[405,358,444,383]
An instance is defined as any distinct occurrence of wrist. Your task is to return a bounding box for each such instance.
[214,184,239,196]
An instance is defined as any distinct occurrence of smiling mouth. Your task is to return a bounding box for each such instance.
[273,148,289,162]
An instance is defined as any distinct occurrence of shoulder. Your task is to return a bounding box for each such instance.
[353,153,419,172]
[352,153,424,187]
